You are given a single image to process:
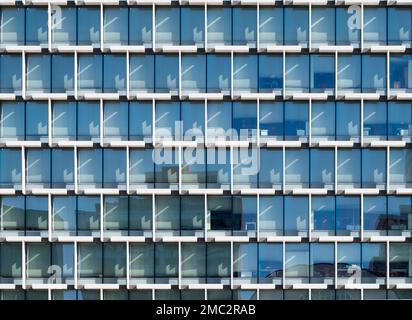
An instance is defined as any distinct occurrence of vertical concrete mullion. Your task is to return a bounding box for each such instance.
[100,3,104,51]
[21,146,26,195]
[126,146,130,194]
[74,146,78,194]
[100,193,104,242]
[74,51,78,99]
[48,98,52,147]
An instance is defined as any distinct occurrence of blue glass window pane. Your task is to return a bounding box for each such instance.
[284,196,309,235]
[129,7,152,46]
[337,149,361,187]
[233,54,257,93]
[103,102,128,139]
[284,102,309,140]
[52,55,74,93]
[0,149,21,187]
[23,248,45,285]
[78,55,102,92]
[51,149,74,188]
[259,102,283,139]
[284,8,308,47]
[233,148,258,187]
[78,243,102,277]
[363,8,387,46]
[155,244,178,278]
[388,8,412,46]
[207,102,232,140]
[26,7,48,45]
[233,243,257,278]
[77,102,100,141]
[52,102,76,139]
[390,55,412,92]
[259,149,282,188]
[258,243,282,282]
[259,196,283,233]
[310,149,334,189]
[103,149,126,187]
[182,147,206,187]
[181,7,204,46]
[1,196,24,230]
[129,243,154,278]
[130,54,154,92]
[285,55,309,93]
[104,196,128,231]
[51,7,76,45]
[285,243,309,278]
[233,8,256,46]
[181,102,204,140]
[129,196,152,231]
[78,149,102,187]
[285,149,309,188]
[337,54,361,92]
[336,196,361,235]
[53,196,76,231]
[154,148,179,187]
[103,55,126,93]
[155,102,180,140]
[232,102,257,140]
[0,243,22,277]
[155,55,179,93]
[26,196,48,231]
[155,7,180,45]
[390,243,412,278]
[52,243,74,279]
[206,148,231,189]
[0,102,24,140]
[311,8,335,46]
[337,243,361,278]
[26,55,51,93]
[361,243,386,282]
[26,149,51,187]
[387,196,412,233]
[259,7,283,46]
[336,7,361,47]
[362,55,386,93]
[103,7,128,45]
[26,102,48,140]
[181,243,205,277]
[129,102,152,140]
[388,102,412,139]
[362,149,386,188]
[77,7,100,46]
[207,7,231,45]
[181,54,206,93]
[182,196,205,231]
[129,149,154,185]
[77,196,100,231]
[312,196,335,232]
[233,196,257,232]
[336,102,360,140]
[0,55,22,93]
[310,243,335,281]
[207,54,231,93]
[310,55,335,92]
[0,8,24,45]
[363,196,387,232]
[311,102,335,139]
[389,149,412,188]
[258,55,283,93]
[363,102,387,138]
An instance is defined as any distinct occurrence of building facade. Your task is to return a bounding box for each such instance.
[0,0,411,300]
